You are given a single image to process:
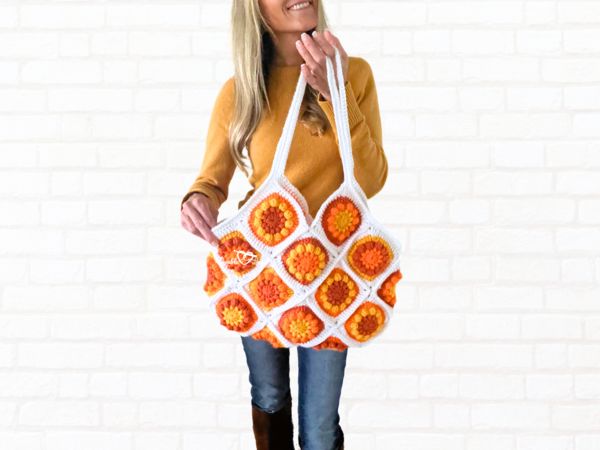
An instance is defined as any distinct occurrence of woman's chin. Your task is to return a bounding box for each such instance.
[289,17,318,30]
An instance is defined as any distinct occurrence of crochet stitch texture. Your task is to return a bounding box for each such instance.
[203,48,402,351]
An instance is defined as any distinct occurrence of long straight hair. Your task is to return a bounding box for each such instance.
[230,0,331,177]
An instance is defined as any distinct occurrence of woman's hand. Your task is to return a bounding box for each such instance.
[295,29,348,102]
[181,192,220,247]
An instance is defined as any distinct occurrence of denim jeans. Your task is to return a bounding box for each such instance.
[241,334,348,450]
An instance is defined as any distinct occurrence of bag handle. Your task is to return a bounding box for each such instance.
[266,46,355,187]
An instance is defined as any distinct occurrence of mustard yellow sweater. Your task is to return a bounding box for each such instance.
[181,56,388,219]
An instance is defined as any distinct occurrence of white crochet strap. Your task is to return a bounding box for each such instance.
[268,46,355,185]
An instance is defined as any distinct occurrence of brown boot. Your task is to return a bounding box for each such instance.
[337,427,345,450]
[251,401,295,450]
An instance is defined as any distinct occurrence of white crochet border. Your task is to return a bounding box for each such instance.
[205,173,403,350]
[203,47,403,350]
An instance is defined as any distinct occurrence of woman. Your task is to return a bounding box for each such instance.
[180,1,388,449]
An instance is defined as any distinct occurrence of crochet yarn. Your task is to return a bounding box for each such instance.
[201,48,403,350]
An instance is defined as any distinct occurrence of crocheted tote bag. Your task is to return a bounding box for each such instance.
[202,47,403,351]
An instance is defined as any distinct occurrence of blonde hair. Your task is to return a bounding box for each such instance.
[229,0,331,177]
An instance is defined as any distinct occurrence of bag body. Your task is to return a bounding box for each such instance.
[203,48,403,351]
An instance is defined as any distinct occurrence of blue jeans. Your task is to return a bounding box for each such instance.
[241,335,348,450]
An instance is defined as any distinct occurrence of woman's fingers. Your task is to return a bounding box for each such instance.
[323,30,348,60]
[321,30,349,82]
[301,63,328,100]
[189,192,217,227]
[296,34,334,99]
[296,29,349,100]
[299,32,331,81]
[311,30,335,59]
[181,211,203,239]
[185,208,219,247]
[181,194,220,247]
[310,30,339,82]
[295,37,318,73]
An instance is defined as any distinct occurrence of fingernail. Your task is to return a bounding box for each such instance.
[301,32,308,39]
[312,30,317,37]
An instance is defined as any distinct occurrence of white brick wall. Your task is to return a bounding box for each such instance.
[1,1,599,449]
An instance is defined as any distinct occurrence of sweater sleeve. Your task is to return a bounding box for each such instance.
[316,57,388,199]
[181,77,237,211]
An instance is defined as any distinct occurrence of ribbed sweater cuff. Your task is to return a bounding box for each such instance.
[180,185,220,211]
[317,80,363,130]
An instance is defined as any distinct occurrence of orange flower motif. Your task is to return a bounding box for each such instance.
[218,231,260,276]
[248,266,294,312]
[251,325,285,348]
[321,196,362,246]
[313,336,348,352]
[215,293,257,332]
[314,268,358,317]
[278,305,324,344]
[377,269,402,307]
[249,193,298,246]
[344,301,386,342]
[347,235,393,281]
[204,252,226,296]
[282,237,329,285]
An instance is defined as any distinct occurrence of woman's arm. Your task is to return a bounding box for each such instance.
[317,56,389,198]
[180,77,237,211]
